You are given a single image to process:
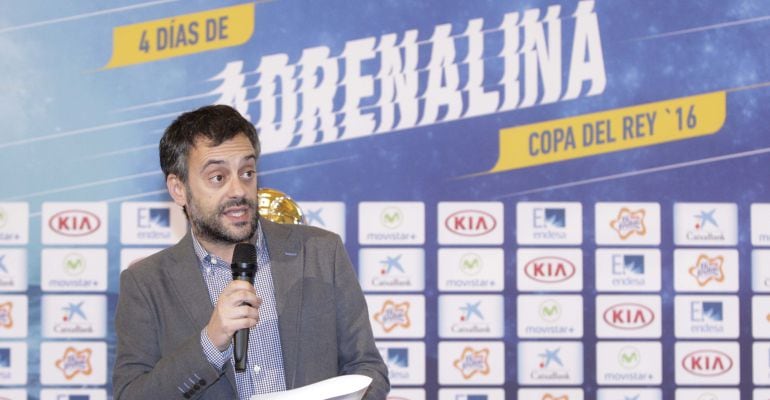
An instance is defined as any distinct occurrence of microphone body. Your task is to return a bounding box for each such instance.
[231,243,258,372]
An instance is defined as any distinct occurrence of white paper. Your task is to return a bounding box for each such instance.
[250,374,372,400]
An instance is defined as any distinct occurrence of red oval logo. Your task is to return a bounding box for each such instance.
[48,210,101,237]
[602,303,655,329]
[524,256,576,283]
[445,210,496,237]
[682,350,733,376]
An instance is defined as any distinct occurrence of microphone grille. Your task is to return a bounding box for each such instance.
[233,243,257,264]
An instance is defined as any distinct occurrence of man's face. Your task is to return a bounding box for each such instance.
[183,133,259,245]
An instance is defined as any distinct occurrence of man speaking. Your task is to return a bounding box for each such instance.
[113,105,389,399]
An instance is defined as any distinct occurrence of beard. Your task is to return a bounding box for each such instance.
[186,190,259,245]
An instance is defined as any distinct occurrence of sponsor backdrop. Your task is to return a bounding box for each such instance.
[0,0,768,399]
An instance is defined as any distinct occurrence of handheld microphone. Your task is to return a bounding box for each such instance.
[231,243,258,372]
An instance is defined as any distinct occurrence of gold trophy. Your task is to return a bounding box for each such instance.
[257,188,305,225]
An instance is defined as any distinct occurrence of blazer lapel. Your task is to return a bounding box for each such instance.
[261,219,305,389]
[162,231,238,391]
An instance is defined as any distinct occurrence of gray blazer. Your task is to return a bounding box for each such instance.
[113,219,389,399]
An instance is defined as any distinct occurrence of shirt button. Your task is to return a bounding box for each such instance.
[253,365,261,374]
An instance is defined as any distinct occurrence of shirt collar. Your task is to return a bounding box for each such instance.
[191,220,264,269]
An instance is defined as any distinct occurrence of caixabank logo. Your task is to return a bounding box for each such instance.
[42,202,108,245]
[516,202,582,245]
[438,341,504,385]
[297,201,346,242]
[675,295,739,339]
[437,248,504,292]
[42,295,107,339]
[0,249,27,292]
[674,249,738,292]
[359,248,425,292]
[517,341,583,385]
[42,249,108,292]
[367,295,425,338]
[674,203,738,246]
[517,248,582,292]
[376,341,425,385]
[595,202,660,245]
[595,295,661,338]
[595,248,661,292]
[437,202,503,245]
[120,202,187,245]
[675,342,739,385]
[438,295,504,338]
[41,342,106,385]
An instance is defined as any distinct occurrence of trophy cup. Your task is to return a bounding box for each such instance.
[257,188,305,225]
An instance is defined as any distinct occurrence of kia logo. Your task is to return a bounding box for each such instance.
[524,256,576,283]
[49,210,101,237]
[603,303,654,329]
[682,350,733,376]
[445,210,496,236]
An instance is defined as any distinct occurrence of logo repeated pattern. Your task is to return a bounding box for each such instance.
[1,200,767,396]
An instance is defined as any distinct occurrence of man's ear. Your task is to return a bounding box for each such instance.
[166,174,187,207]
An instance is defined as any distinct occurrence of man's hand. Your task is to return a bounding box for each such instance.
[205,280,262,351]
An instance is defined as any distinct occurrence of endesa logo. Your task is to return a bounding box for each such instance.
[603,303,654,330]
[524,257,576,283]
[49,210,100,237]
[681,350,733,376]
[445,210,496,237]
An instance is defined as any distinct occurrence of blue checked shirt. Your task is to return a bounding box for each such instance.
[193,223,287,399]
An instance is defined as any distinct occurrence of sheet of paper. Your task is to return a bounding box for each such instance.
[250,374,372,400]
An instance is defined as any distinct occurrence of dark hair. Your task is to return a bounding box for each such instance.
[159,104,259,182]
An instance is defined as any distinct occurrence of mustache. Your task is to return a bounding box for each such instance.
[218,197,257,214]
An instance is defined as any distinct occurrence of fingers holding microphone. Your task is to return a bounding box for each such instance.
[206,280,262,351]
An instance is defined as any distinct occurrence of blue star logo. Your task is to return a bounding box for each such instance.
[460,301,484,321]
[62,302,87,321]
[695,209,718,229]
[380,255,404,274]
[305,208,326,226]
[538,347,563,368]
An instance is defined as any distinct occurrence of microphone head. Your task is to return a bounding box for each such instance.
[232,243,257,265]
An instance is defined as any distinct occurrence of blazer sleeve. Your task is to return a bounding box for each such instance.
[112,268,227,400]
[331,236,391,400]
